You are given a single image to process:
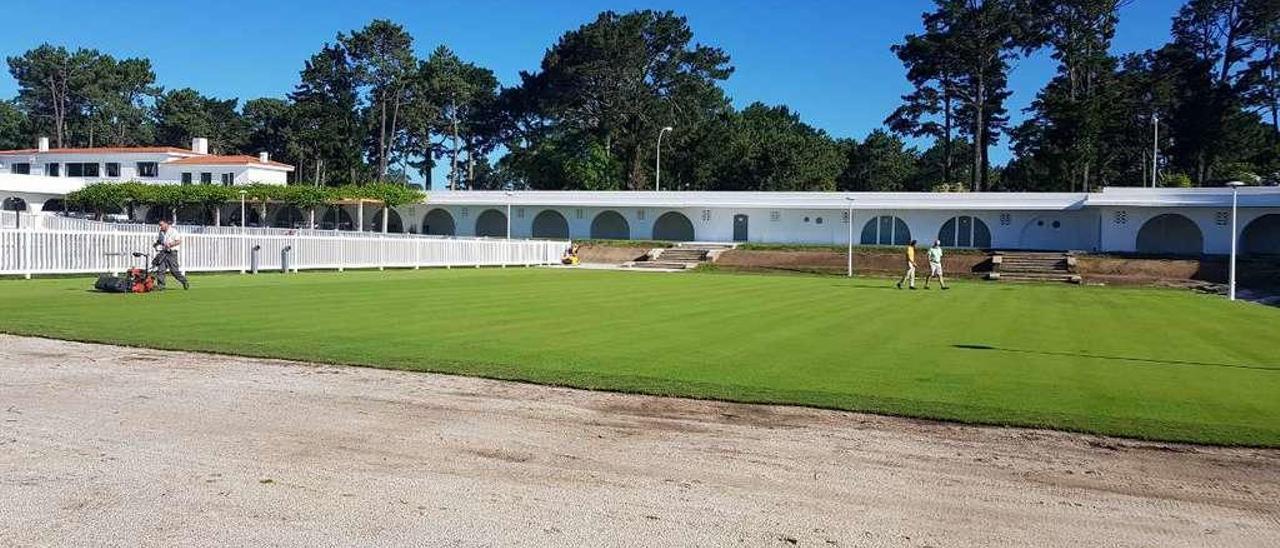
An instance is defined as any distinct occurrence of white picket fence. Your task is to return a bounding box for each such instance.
[0,227,570,278]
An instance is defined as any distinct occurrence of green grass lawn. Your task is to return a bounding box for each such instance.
[1,268,1278,446]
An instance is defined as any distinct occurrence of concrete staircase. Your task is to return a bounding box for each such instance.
[625,243,735,271]
[988,251,1082,284]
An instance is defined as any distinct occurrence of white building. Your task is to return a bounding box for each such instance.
[389,188,1280,255]
[1,143,1277,255]
[0,137,292,187]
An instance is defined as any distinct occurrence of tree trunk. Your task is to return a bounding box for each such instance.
[972,77,985,192]
[386,89,402,182]
[450,99,460,191]
[378,94,388,180]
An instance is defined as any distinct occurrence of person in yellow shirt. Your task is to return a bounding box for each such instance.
[896,239,918,290]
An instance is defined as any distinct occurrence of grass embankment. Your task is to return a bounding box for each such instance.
[1,268,1277,446]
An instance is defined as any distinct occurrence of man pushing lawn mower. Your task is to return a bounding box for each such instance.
[153,219,189,290]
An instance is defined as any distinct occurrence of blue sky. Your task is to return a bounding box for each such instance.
[0,0,1184,183]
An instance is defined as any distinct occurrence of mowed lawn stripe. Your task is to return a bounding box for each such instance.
[0,268,1277,446]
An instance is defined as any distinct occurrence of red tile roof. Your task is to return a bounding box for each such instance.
[166,155,294,169]
[0,146,197,155]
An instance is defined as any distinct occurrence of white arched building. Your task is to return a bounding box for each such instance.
[391,188,1280,255]
[4,174,1279,255]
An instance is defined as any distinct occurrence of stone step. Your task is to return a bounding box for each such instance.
[628,261,694,270]
[997,272,1082,283]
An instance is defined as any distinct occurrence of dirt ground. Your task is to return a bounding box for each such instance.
[2,335,1278,547]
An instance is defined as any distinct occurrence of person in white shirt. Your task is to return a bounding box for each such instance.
[924,239,949,290]
[153,219,189,290]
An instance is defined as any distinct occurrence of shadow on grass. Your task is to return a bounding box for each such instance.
[953,344,1279,372]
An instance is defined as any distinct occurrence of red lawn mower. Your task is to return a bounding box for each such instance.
[95,250,160,293]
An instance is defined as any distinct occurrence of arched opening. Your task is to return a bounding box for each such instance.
[1242,214,1280,255]
[652,211,694,241]
[319,206,353,230]
[590,210,630,240]
[860,215,911,245]
[272,206,306,228]
[176,205,213,225]
[938,216,992,248]
[41,199,67,213]
[531,209,570,239]
[475,208,508,237]
[422,208,456,236]
[369,208,404,233]
[1136,213,1203,255]
[2,196,28,212]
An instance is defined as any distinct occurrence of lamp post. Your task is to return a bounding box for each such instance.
[1227,181,1245,301]
[655,126,673,191]
[504,190,514,267]
[239,190,247,274]
[845,196,855,278]
[1151,114,1159,188]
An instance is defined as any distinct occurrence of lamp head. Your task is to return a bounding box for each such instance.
[662,126,673,132]
[1225,181,1246,188]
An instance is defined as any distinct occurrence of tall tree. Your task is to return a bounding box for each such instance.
[83,56,161,147]
[887,18,965,185]
[340,19,415,181]
[7,45,102,147]
[0,100,30,150]
[896,1,1027,191]
[413,46,501,189]
[1015,0,1127,191]
[838,130,921,191]
[512,10,734,189]
[154,88,246,153]
[290,43,365,185]
[1169,0,1278,182]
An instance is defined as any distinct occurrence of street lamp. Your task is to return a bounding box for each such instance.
[1227,181,1245,301]
[655,126,674,191]
[1151,114,1160,188]
[239,190,248,274]
[845,196,855,278]
[503,190,514,268]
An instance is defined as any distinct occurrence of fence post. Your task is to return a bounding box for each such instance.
[22,226,32,279]
[337,231,345,273]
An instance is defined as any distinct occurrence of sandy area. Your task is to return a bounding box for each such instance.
[1,334,1277,547]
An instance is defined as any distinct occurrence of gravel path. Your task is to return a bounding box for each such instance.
[1,334,1277,547]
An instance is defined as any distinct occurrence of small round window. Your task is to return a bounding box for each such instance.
[1052,221,1061,229]
[815,217,824,225]
[1037,220,1044,227]
[803,216,810,223]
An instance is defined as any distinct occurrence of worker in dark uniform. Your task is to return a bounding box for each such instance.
[153,219,190,290]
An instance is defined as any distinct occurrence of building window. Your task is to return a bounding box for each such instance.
[220,173,234,186]
[575,208,584,219]
[137,162,158,177]
[999,213,1012,226]
[181,172,192,185]
[637,209,645,220]
[841,210,850,224]
[860,215,912,246]
[1113,210,1127,225]
[770,211,781,222]
[11,162,30,174]
[1214,211,1229,226]
[701,209,712,222]
[815,217,824,225]
[460,207,469,217]
[105,163,120,177]
[516,207,525,219]
[200,172,212,184]
[45,163,60,177]
[66,163,99,177]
